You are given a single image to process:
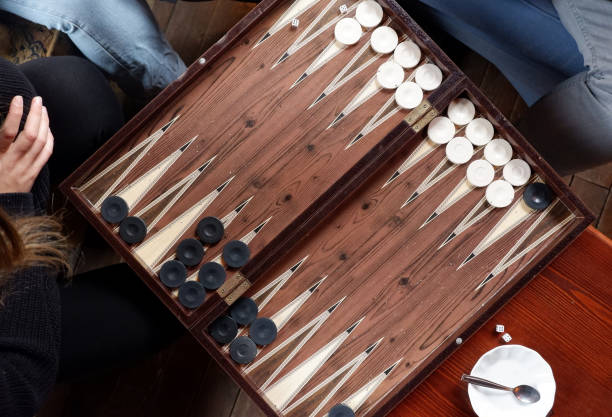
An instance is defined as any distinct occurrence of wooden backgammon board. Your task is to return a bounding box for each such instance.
[61,0,594,416]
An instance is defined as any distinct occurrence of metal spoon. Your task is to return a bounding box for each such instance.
[461,374,541,404]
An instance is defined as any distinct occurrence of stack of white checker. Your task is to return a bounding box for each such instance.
[333,0,444,109]
[428,97,533,208]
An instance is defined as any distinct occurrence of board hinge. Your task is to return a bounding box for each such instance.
[219,272,251,305]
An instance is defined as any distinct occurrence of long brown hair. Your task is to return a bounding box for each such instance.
[0,207,70,298]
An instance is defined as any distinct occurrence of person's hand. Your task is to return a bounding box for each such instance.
[0,96,54,193]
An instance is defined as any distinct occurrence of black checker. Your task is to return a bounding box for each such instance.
[119,216,147,244]
[523,182,553,210]
[159,259,187,288]
[208,315,238,345]
[222,240,250,269]
[230,297,258,326]
[249,317,277,346]
[329,404,355,417]
[176,238,205,267]
[198,262,226,290]
[101,195,128,224]
[197,216,224,244]
[178,281,206,309]
[229,336,257,364]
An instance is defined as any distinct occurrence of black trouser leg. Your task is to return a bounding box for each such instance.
[19,56,124,184]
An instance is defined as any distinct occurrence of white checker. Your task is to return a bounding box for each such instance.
[486,179,515,208]
[339,4,348,13]
[291,18,299,28]
[393,40,421,68]
[503,158,531,186]
[446,136,474,164]
[355,0,383,28]
[447,98,475,125]
[414,63,443,91]
[484,138,513,166]
[466,159,495,187]
[395,81,423,109]
[376,61,404,89]
[501,333,512,343]
[335,17,362,45]
[427,116,455,144]
[465,117,494,146]
[495,324,505,333]
[370,26,398,54]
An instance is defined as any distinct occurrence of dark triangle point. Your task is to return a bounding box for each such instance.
[278,52,290,64]
[332,112,345,125]
[426,212,438,223]
[259,32,271,44]
[234,198,249,213]
[407,192,419,204]
[365,343,377,354]
[388,171,400,183]
[254,221,267,234]
[290,259,303,272]
[346,320,360,334]
[179,141,191,152]
[296,73,308,84]
[350,133,364,146]
[217,182,229,192]
[444,232,457,244]
[385,363,398,375]
[315,93,326,103]
[309,279,322,293]
[161,119,175,131]
[328,299,342,313]
[464,253,476,264]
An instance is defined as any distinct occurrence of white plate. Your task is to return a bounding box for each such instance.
[468,345,556,417]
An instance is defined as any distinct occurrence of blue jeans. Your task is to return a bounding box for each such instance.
[0,0,187,96]
[405,0,612,174]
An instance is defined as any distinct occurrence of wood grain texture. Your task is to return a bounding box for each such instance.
[61,0,460,328]
[389,226,612,417]
[193,81,592,417]
[60,1,594,416]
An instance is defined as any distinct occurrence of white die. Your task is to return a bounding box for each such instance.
[339,4,348,13]
[495,324,505,333]
[291,18,299,28]
[501,333,512,343]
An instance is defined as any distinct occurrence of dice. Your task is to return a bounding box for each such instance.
[495,324,505,333]
[291,18,299,28]
[339,4,348,13]
[501,333,512,343]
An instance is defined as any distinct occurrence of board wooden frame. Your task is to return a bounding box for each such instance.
[61,0,594,416]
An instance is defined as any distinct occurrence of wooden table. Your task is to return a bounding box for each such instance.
[389,226,612,417]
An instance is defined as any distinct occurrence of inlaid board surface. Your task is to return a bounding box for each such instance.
[62,0,460,326]
[61,0,593,416]
[192,81,592,417]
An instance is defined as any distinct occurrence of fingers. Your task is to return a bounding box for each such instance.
[0,96,24,152]
[30,128,54,178]
[22,106,50,165]
[13,96,43,153]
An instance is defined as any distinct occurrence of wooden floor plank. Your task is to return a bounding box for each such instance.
[230,390,266,417]
[575,161,612,189]
[596,191,612,238]
[164,0,217,65]
[570,176,609,221]
[187,360,241,417]
[478,63,519,117]
[148,0,177,33]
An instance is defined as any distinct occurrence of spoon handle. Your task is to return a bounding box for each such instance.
[461,374,513,391]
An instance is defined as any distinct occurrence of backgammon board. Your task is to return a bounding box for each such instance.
[61,0,593,416]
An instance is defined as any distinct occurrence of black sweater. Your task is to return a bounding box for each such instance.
[0,57,59,417]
